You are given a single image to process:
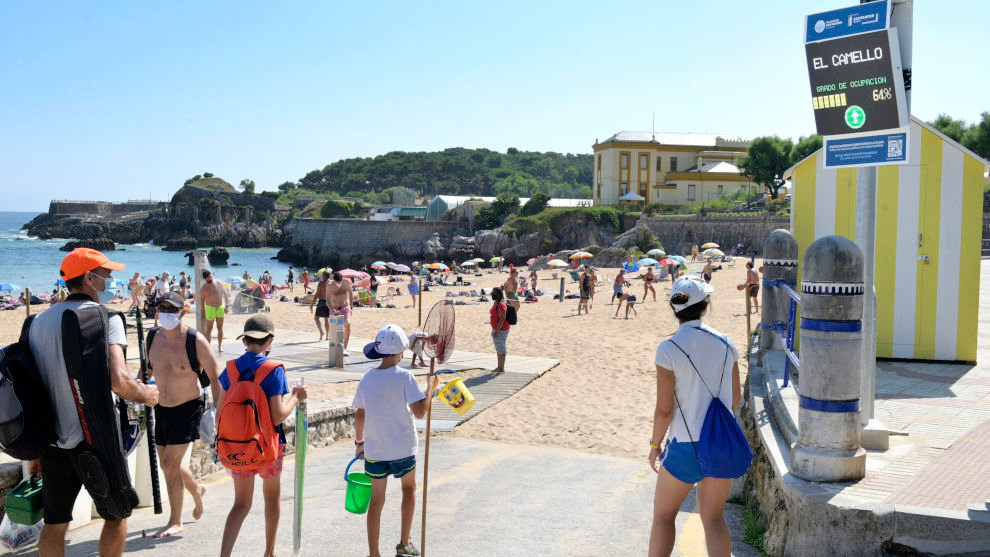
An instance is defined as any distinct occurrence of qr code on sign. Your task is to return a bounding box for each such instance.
[888,137,904,158]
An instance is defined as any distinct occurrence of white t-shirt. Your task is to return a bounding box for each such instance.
[352,365,425,461]
[154,278,169,297]
[29,299,128,449]
[654,320,738,444]
[408,332,427,356]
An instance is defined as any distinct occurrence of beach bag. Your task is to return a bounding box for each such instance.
[199,403,217,445]
[216,359,281,471]
[505,303,518,325]
[146,326,210,388]
[0,514,42,551]
[669,338,752,479]
[0,315,56,461]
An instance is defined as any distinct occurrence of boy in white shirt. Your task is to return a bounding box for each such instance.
[408,331,429,368]
[353,324,436,557]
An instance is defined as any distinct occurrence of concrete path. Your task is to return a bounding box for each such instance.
[19,439,760,557]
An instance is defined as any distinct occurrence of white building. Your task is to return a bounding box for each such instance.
[592,132,754,206]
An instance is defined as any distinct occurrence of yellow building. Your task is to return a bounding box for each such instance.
[592,132,753,206]
[786,116,987,362]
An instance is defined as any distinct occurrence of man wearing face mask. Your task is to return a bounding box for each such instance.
[145,292,222,539]
[27,248,159,557]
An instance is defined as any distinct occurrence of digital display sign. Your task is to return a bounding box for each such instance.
[805,28,908,136]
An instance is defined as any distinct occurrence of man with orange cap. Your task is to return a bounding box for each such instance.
[27,248,159,557]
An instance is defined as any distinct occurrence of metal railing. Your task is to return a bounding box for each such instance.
[762,279,801,387]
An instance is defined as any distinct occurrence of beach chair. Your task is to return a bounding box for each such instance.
[356,289,372,307]
[377,286,394,307]
[569,271,581,282]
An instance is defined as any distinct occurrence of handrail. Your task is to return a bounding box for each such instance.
[762,279,801,387]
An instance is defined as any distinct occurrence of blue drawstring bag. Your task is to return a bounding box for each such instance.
[669,336,752,479]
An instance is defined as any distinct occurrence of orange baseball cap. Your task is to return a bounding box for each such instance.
[59,248,126,280]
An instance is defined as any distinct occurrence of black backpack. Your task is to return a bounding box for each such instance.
[505,303,518,326]
[0,315,56,460]
[146,326,209,388]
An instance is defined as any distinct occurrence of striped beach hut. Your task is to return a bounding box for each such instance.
[786,116,987,362]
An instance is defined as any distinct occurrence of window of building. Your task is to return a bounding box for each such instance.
[639,154,648,170]
[621,154,629,169]
[639,183,648,200]
[687,184,696,200]
[597,155,601,171]
[670,157,678,172]
[717,184,723,195]
[597,183,601,198]
[656,157,662,171]
[620,183,628,195]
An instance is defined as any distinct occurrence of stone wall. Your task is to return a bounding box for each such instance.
[49,200,164,216]
[288,218,460,265]
[638,215,790,257]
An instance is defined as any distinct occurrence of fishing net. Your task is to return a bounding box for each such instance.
[422,300,455,363]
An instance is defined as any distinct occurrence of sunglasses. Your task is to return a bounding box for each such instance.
[157,305,181,313]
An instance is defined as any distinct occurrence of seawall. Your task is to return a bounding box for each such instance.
[286,218,460,266]
[638,215,790,256]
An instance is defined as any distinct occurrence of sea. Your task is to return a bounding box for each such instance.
[0,211,293,295]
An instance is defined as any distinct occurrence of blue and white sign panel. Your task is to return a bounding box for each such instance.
[823,128,909,169]
[805,0,889,43]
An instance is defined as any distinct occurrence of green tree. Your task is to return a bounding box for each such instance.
[789,135,823,166]
[474,192,520,230]
[930,114,969,143]
[277,181,297,193]
[738,136,794,200]
[239,179,256,195]
[520,192,551,216]
[963,112,990,161]
[203,172,214,178]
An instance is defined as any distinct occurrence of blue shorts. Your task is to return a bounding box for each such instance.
[365,455,417,479]
[661,438,702,484]
[613,284,622,295]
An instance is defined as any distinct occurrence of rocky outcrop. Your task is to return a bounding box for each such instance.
[473,229,514,259]
[165,237,198,251]
[26,213,146,243]
[207,246,230,265]
[446,235,476,262]
[59,238,116,252]
[610,225,655,250]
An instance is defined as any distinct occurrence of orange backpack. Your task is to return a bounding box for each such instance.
[216,359,282,471]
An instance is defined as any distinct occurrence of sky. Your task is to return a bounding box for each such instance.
[1,1,986,211]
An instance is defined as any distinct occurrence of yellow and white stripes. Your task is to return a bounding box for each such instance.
[790,118,985,362]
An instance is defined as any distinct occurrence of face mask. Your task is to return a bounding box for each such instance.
[91,273,115,305]
[158,312,181,330]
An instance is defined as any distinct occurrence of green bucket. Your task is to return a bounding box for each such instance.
[344,456,372,514]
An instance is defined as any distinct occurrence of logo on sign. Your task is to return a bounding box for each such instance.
[844,106,866,129]
[814,20,826,33]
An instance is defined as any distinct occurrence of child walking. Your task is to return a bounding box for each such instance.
[353,324,437,557]
[217,315,307,557]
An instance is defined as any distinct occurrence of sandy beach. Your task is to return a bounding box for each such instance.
[0,259,759,460]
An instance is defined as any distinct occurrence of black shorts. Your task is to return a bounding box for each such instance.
[41,444,133,523]
[155,398,203,446]
[315,300,330,318]
[749,285,760,297]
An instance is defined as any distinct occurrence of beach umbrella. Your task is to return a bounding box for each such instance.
[461,261,477,267]
[0,282,21,292]
[638,258,658,266]
[371,263,386,270]
[489,257,503,263]
[657,258,677,266]
[339,269,368,279]
[426,262,446,270]
[702,242,720,249]
[670,255,687,263]
[315,267,332,278]
[526,258,537,266]
[569,251,593,259]
[547,259,568,268]
[703,248,725,258]
[386,261,397,268]
[646,248,666,256]
[246,279,260,288]
[392,264,411,273]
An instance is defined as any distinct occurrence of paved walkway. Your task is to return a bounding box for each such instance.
[14,439,760,556]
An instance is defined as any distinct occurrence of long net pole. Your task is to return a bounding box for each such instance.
[420,358,435,556]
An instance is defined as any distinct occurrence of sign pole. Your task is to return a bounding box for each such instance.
[855,166,878,426]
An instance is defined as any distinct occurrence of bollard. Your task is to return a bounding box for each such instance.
[790,235,866,482]
[25,288,31,317]
[328,316,344,368]
[559,277,564,302]
[759,229,798,357]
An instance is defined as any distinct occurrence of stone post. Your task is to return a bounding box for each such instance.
[193,250,210,334]
[790,235,867,482]
[759,229,799,356]
[328,316,344,368]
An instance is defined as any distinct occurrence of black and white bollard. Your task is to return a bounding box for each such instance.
[760,229,799,357]
[790,235,867,482]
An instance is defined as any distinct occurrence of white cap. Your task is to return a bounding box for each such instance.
[669,276,714,312]
[363,324,410,359]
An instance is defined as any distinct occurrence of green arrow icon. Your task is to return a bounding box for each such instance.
[845,105,866,129]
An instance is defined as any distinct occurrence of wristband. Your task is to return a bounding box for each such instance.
[649,441,660,449]
[354,439,364,446]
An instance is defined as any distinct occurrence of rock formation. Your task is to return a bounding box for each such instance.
[59,238,116,252]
